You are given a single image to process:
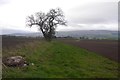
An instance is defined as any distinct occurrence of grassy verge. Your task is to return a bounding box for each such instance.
[2,40,118,78]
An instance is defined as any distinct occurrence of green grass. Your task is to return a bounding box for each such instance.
[2,40,118,78]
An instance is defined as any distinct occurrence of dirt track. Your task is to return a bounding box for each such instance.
[60,39,118,62]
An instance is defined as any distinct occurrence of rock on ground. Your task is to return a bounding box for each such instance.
[3,56,28,67]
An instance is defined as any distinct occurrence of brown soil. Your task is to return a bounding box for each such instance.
[2,36,41,49]
[60,39,118,62]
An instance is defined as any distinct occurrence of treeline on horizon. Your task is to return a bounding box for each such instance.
[2,35,119,40]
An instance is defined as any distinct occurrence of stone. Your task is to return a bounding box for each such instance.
[31,63,34,65]
[3,56,28,67]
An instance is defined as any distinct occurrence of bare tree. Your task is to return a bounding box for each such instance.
[26,8,67,41]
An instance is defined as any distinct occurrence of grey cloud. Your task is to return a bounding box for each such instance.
[118,2,120,30]
[66,2,117,25]
[0,0,11,6]
[118,2,120,22]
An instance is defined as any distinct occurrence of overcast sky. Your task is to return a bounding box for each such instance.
[0,0,119,33]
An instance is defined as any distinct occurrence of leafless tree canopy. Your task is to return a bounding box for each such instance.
[26,8,67,41]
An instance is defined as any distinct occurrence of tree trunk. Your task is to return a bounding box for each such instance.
[44,33,52,42]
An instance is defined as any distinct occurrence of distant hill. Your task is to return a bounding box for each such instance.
[56,30,118,40]
[2,29,32,35]
[2,29,118,40]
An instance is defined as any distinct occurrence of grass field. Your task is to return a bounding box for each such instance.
[59,39,118,62]
[2,37,119,78]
